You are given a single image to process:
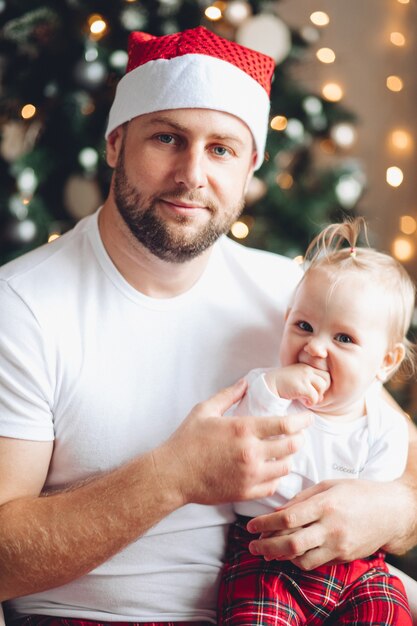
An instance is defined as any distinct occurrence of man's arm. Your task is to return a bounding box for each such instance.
[0,379,310,601]
[245,419,417,570]
[385,418,417,552]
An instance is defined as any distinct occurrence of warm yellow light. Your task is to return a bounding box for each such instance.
[21,104,36,119]
[90,19,107,35]
[397,0,410,4]
[205,6,222,20]
[400,215,417,235]
[386,75,404,92]
[88,14,107,39]
[270,115,288,131]
[231,221,249,239]
[310,11,330,26]
[293,255,304,265]
[392,237,413,262]
[390,129,413,152]
[316,47,336,63]
[276,172,294,190]
[48,233,61,243]
[322,82,343,102]
[390,32,406,46]
[386,166,404,187]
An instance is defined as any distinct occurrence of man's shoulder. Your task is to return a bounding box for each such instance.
[0,213,96,287]
[217,236,303,287]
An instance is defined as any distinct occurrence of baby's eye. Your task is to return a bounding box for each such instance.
[335,333,353,344]
[297,320,313,332]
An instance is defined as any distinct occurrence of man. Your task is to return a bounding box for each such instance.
[0,26,416,624]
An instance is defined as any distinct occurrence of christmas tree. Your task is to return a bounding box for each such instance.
[0,0,363,265]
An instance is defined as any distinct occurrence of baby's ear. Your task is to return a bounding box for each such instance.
[377,343,406,382]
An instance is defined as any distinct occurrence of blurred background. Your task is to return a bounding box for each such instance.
[0,0,416,576]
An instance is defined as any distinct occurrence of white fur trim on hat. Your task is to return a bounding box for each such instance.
[106,53,270,170]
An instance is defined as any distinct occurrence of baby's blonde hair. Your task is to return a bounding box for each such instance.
[302,217,416,378]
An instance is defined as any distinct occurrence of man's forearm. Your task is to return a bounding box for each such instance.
[0,449,183,601]
[384,419,417,554]
[0,378,310,601]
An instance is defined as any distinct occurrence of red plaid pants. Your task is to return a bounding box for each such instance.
[10,615,213,626]
[218,516,412,625]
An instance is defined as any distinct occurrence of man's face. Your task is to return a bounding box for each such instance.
[108,108,256,263]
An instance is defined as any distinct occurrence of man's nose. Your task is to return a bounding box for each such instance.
[174,147,207,189]
[304,336,328,359]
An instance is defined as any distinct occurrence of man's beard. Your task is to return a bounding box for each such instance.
[113,138,245,263]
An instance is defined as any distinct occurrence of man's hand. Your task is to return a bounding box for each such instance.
[155,378,312,507]
[264,363,330,407]
[246,478,416,570]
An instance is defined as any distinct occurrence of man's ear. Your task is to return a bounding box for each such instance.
[377,343,406,382]
[106,125,126,168]
[243,156,257,195]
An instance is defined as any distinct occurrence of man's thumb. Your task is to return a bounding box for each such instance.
[208,378,247,415]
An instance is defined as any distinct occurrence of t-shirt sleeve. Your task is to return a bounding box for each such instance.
[0,280,55,440]
[233,368,291,417]
[360,401,409,481]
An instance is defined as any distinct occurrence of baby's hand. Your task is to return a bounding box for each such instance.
[265,364,330,407]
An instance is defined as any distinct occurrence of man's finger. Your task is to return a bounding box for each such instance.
[200,378,248,415]
[253,413,313,439]
[246,486,327,534]
[263,433,305,461]
[248,522,324,562]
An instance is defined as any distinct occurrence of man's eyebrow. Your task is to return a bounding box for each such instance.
[143,116,188,132]
[143,116,246,146]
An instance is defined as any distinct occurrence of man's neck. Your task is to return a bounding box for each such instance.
[98,200,213,299]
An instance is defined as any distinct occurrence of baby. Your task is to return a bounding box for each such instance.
[218,218,415,624]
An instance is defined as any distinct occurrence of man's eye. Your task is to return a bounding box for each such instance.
[158,134,175,144]
[213,146,230,157]
[335,333,353,344]
[297,321,313,332]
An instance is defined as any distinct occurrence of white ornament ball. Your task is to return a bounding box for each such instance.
[225,1,252,27]
[335,170,365,208]
[109,50,128,70]
[74,59,107,89]
[236,14,291,63]
[330,123,357,148]
[78,147,99,171]
[64,175,102,220]
[17,167,38,195]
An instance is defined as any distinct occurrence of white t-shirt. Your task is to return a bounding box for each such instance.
[234,369,409,517]
[0,210,302,622]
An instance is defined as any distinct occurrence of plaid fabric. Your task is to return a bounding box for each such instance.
[218,516,412,625]
[11,619,211,626]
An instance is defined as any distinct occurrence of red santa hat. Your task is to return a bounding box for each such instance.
[105,26,275,170]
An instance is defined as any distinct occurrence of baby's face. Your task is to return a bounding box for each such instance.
[279,267,395,417]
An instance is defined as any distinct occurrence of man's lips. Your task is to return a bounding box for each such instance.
[160,198,209,212]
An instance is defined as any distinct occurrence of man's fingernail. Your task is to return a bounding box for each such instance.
[249,542,259,554]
